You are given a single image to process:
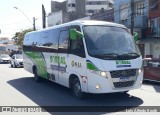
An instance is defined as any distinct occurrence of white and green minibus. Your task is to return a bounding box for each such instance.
[23,20,143,99]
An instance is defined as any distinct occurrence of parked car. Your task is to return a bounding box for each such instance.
[143,58,160,82]
[0,54,11,63]
[10,54,23,68]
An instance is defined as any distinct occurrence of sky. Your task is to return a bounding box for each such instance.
[0,0,65,38]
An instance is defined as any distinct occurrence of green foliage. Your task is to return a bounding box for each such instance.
[12,28,33,46]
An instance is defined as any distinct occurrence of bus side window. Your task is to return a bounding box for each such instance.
[58,29,69,52]
[69,26,85,58]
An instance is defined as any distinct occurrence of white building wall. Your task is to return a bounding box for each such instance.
[109,0,114,4]
[6,45,18,51]
[86,0,114,15]
[48,11,63,27]
[145,43,151,58]
[75,16,91,21]
[152,43,160,58]
[144,42,160,58]
[67,0,76,12]
[86,5,108,10]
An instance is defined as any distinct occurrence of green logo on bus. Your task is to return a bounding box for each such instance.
[50,56,66,65]
[116,60,131,68]
[116,60,131,65]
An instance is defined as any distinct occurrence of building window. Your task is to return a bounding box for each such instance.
[86,1,107,5]
[59,30,69,50]
[120,4,128,21]
[136,2,144,16]
[150,0,158,10]
[86,10,95,14]
[151,18,160,37]
[68,3,75,7]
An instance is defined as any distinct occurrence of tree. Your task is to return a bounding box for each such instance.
[12,29,33,46]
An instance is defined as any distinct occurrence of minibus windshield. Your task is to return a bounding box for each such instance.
[83,25,141,60]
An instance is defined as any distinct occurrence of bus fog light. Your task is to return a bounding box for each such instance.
[96,84,101,89]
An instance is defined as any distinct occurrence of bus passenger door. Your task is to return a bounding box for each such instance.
[58,28,70,86]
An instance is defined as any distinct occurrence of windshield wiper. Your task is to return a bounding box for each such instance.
[101,53,120,57]
[93,53,120,59]
[121,52,140,56]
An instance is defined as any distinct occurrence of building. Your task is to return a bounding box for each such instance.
[48,0,115,27]
[149,0,160,38]
[48,0,86,27]
[0,37,9,44]
[114,0,149,38]
[0,44,18,54]
[114,0,160,59]
[91,8,114,21]
[139,0,160,59]
[86,0,114,15]
[67,0,86,20]
[51,1,67,13]
[48,10,69,27]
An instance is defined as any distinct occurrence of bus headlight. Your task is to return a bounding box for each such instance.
[100,71,107,77]
[90,70,108,78]
[138,68,143,74]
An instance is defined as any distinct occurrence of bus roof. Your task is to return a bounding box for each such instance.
[26,20,127,35]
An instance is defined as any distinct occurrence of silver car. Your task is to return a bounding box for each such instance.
[0,54,11,63]
[10,54,23,68]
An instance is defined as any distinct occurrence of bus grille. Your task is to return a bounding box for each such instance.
[110,69,137,78]
[113,81,134,88]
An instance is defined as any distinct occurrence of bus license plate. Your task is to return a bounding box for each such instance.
[119,77,133,82]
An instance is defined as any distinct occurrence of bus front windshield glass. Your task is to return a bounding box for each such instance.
[83,26,141,60]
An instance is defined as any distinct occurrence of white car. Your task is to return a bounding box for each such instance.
[10,54,23,68]
[0,54,11,63]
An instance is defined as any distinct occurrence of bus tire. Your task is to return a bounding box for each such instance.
[117,91,129,95]
[33,68,41,82]
[14,63,17,68]
[11,63,13,68]
[72,77,84,99]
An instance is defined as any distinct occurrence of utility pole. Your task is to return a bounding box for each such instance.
[42,4,46,28]
[130,0,135,35]
[33,17,36,31]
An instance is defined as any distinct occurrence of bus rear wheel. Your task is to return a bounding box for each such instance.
[34,68,41,82]
[72,78,84,99]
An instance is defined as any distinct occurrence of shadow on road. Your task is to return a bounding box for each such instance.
[7,77,143,114]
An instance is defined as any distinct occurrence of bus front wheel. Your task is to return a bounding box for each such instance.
[72,78,84,99]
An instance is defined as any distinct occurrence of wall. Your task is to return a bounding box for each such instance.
[149,0,160,19]
[151,43,160,58]
[48,11,64,27]
[114,0,149,34]
[86,0,114,15]
[51,1,66,13]
[145,42,151,57]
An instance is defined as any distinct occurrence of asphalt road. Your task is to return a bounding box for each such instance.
[0,63,160,115]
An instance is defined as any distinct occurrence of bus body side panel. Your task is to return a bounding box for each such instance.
[61,54,88,91]
[23,51,34,74]
[42,52,59,83]
[23,51,48,79]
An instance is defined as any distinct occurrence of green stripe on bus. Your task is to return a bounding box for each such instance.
[24,51,48,78]
[87,62,98,70]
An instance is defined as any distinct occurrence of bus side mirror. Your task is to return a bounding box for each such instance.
[133,32,138,42]
[70,29,83,41]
